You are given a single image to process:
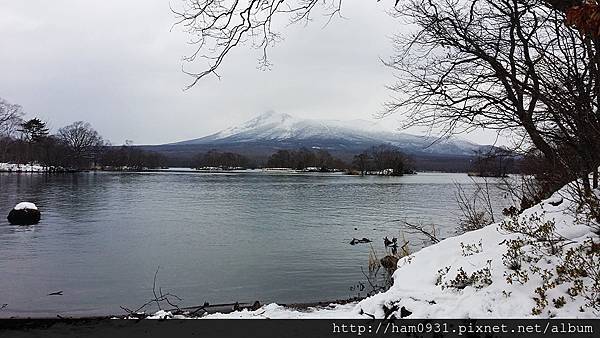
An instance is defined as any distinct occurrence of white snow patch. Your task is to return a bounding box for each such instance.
[0,162,45,172]
[146,310,188,320]
[14,202,37,210]
[204,303,361,319]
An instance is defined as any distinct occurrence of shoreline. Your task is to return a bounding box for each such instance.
[0,168,475,175]
[0,297,365,320]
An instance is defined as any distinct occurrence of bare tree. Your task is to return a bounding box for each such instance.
[454,179,496,233]
[384,0,600,193]
[57,121,106,169]
[353,152,371,176]
[368,144,408,175]
[0,98,24,137]
[0,98,25,162]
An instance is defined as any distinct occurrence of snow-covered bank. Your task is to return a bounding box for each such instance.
[188,182,599,319]
[0,163,45,172]
[149,303,361,319]
[354,189,597,318]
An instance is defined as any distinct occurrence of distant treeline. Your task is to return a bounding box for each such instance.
[0,100,166,170]
[101,146,167,170]
[266,148,347,170]
[469,148,516,177]
[192,150,251,169]
[0,118,106,169]
[352,144,413,176]
[188,145,416,175]
[191,148,347,171]
[1,107,414,174]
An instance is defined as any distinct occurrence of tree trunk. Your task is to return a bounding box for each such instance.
[582,171,592,196]
[593,169,599,189]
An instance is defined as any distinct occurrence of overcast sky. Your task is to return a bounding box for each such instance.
[0,1,505,146]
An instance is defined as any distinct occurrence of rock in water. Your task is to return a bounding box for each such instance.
[7,202,41,225]
[349,237,372,245]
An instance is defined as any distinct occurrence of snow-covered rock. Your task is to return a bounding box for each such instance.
[7,202,41,225]
[14,202,38,211]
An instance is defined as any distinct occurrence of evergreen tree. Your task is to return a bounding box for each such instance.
[19,118,49,143]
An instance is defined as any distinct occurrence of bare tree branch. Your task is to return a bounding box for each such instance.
[173,0,353,87]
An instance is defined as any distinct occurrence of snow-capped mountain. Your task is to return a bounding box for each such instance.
[173,111,485,156]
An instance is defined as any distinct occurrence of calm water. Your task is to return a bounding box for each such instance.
[0,171,509,317]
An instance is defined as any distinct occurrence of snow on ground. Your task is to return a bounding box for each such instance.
[150,303,361,320]
[206,303,360,319]
[0,162,45,172]
[13,202,37,210]
[146,310,191,320]
[155,182,599,319]
[354,187,597,319]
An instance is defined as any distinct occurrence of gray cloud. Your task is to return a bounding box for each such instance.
[0,1,505,145]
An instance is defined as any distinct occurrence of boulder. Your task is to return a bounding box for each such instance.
[7,202,41,225]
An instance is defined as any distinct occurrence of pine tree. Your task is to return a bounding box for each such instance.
[19,118,49,143]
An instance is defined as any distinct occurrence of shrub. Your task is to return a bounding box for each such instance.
[501,210,600,314]
[441,261,493,291]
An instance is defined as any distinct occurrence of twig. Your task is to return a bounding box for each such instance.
[152,267,161,310]
[401,220,440,244]
[121,265,184,317]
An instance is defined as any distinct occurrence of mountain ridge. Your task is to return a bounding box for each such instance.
[171,111,487,156]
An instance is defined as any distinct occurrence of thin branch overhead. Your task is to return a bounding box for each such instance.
[173,0,354,87]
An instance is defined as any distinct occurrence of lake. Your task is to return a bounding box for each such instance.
[0,171,511,317]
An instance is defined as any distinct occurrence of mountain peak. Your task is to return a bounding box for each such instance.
[254,111,294,123]
[213,111,296,139]
[241,111,295,130]
[173,112,484,156]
